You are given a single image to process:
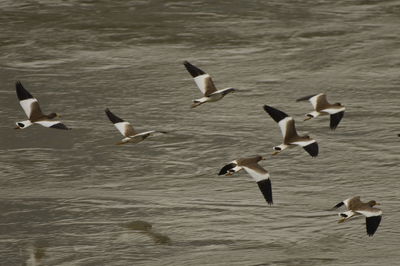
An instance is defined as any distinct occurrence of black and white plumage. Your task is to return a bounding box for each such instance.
[183,61,237,108]
[218,155,273,205]
[105,108,166,145]
[263,105,318,157]
[296,93,345,130]
[15,81,70,130]
[332,196,382,236]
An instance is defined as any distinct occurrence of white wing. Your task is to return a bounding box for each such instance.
[34,120,69,130]
[322,107,346,114]
[291,139,316,147]
[309,93,325,110]
[194,74,209,94]
[193,74,217,96]
[356,209,382,217]
[342,197,354,209]
[242,166,270,182]
[114,122,133,137]
[19,98,38,118]
[278,117,292,138]
[135,130,156,136]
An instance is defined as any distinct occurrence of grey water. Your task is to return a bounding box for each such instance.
[1,0,399,265]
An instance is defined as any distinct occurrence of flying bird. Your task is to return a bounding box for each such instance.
[263,105,318,157]
[105,108,166,145]
[218,155,273,205]
[332,196,382,236]
[183,61,237,108]
[296,93,345,130]
[15,81,70,130]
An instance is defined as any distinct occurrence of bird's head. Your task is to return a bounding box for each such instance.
[50,112,61,119]
[255,155,267,161]
[368,200,380,207]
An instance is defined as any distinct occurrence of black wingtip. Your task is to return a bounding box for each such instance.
[296,94,318,102]
[257,179,273,205]
[105,108,124,124]
[366,216,381,236]
[16,81,34,100]
[332,201,344,209]
[218,163,236,176]
[303,141,319,157]
[330,111,344,130]
[183,60,206,78]
[50,123,70,130]
[263,105,289,123]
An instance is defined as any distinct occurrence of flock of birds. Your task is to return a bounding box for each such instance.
[14,60,382,237]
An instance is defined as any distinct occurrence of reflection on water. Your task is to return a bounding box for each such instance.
[123,220,171,245]
[0,0,399,265]
[25,245,46,266]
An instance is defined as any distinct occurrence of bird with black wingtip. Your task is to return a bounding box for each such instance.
[296,93,345,130]
[105,108,166,145]
[332,196,382,236]
[15,81,70,130]
[183,61,238,108]
[263,105,318,157]
[219,155,273,205]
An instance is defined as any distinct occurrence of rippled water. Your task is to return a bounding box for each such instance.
[1,0,399,265]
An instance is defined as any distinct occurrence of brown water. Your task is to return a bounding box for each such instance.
[1,0,399,265]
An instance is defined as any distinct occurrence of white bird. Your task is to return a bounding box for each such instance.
[183,61,237,108]
[218,155,273,205]
[296,93,345,130]
[105,108,166,145]
[263,105,318,157]
[332,196,382,236]
[15,81,70,130]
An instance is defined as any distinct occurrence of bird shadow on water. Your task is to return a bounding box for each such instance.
[23,244,46,266]
[121,220,171,245]
[253,257,337,266]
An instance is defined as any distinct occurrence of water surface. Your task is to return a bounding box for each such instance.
[1,0,399,265]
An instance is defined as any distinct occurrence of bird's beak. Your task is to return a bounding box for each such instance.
[375,203,381,205]
[338,218,347,224]
[57,114,62,118]
[261,157,267,160]
[14,126,20,130]
[304,116,312,121]
[272,151,279,156]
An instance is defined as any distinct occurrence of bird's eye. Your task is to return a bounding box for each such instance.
[274,147,281,151]
[17,123,24,128]
[340,213,348,217]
